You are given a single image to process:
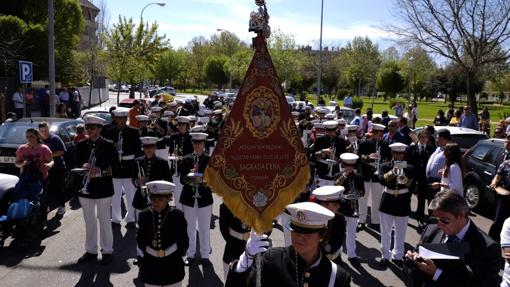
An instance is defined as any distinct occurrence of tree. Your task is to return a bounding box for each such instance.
[224,48,253,86]
[390,0,510,115]
[268,29,302,91]
[204,55,229,89]
[376,61,406,97]
[341,37,381,96]
[401,47,437,100]
[153,48,185,86]
[187,36,210,90]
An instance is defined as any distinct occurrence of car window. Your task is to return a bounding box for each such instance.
[468,144,492,161]
[58,128,71,143]
[65,124,77,141]
[0,124,30,144]
[484,146,504,167]
[452,134,489,150]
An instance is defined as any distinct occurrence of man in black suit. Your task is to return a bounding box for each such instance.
[406,129,435,229]
[406,191,500,287]
[397,117,412,145]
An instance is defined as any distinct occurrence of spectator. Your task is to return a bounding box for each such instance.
[12,87,24,118]
[495,127,506,139]
[56,103,68,118]
[446,108,455,123]
[58,87,70,111]
[425,125,437,149]
[411,101,419,128]
[128,100,141,128]
[480,106,490,120]
[488,135,510,242]
[405,191,500,287]
[397,117,412,145]
[381,110,391,130]
[15,128,53,185]
[449,110,462,127]
[39,86,50,117]
[382,120,407,145]
[460,105,479,130]
[39,122,67,216]
[24,88,33,117]
[350,108,363,137]
[434,110,448,126]
[432,143,463,197]
[344,94,353,108]
[426,129,451,199]
[500,218,510,287]
[70,88,82,118]
[74,124,88,144]
[403,105,414,128]
[392,102,403,118]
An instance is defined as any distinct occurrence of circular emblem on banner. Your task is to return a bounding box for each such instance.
[243,86,280,139]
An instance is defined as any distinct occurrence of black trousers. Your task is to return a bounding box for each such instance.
[415,181,434,223]
[46,168,66,207]
[489,195,510,242]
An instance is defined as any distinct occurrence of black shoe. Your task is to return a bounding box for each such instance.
[133,256,142,266]
[184,257,194,266]
[111,221,121,228]
[348,257,361,268]
[78,252,97,264]
[370,224,380,232]
[201,258,211,267]
[377,258,389,269]
[392,259,404,268]
[356,223,366,232]
[101,253,113,265]
[126,222,137,229]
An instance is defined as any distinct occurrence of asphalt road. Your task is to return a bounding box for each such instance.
[0,91,497,287]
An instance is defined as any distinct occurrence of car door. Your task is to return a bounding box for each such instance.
[59,123,77,169]
[482,145,505,205]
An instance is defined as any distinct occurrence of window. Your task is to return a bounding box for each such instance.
[484,146,504,167]
[468,144,491,161]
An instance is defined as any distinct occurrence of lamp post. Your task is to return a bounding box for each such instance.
[48,0,56,117]
[216,28,234,90]
[316,0,324,105]
[140,2,166,23]
[408,56,414,101]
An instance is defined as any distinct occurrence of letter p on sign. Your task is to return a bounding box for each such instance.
[19,61,33,84]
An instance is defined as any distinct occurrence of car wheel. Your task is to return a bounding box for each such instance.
[464,183,481,210]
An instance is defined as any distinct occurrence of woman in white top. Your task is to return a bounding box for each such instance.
[432,143,464,196]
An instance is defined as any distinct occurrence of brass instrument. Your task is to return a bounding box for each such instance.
[394,161,408,185]
[187,154,203,199]
[117,131,123,162]
[168,142,179,177]
[372,144,381,176]
[326,144,337,178]
[80,148,96,195]
[348,136,358,154]
[338,172,362,217]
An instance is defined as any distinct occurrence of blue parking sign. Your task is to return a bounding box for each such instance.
[19,61,33,83]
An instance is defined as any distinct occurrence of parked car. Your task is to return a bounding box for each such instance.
[81,106,129,125]
[286,96,296,105]
[412,126,489,153]
[0,173,18,207]
[159,86,177,96]
[224,92,237,105]
[0,118,84,193]
[463,138,505,210]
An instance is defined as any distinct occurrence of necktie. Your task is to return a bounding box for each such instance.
[445,235,460,243]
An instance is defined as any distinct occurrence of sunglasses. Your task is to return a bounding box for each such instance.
[429,216,451,225]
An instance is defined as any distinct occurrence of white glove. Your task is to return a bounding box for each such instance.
[234,231,269,273]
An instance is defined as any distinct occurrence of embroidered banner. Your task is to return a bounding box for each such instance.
[205,34,310,233]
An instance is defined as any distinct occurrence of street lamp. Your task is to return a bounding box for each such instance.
[140,2,166,23]
[216,28,234,90]
[408,56,414,101]
[317,0,324,105]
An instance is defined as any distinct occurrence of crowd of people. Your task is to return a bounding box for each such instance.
[6,92,510,286]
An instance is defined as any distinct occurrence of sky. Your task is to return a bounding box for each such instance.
[103,0,398,49]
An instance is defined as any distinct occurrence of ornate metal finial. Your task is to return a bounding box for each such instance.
[249,0,271,38]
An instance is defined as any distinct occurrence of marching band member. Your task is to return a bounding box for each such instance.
[225,202,351,287]
[337,119,347,137]
[136,115,157,137]
[312,186,346,265]
[75,116,120,265]
[311,120,348,187]
[137,180,188,287]
[377,143,414,268]
[132,137,173,265]
[187,115,197,128]
[104,109,143,228]
[164,110,178,134]
[345,125,359,154]
[336,153,364,266]
[357,123,391,232]
[219,203,252,279]
[180,132,213,266]
[206,109,224,154]
[168,116,193,210]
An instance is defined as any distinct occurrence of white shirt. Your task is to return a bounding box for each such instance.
[12,92,23,109]
[501,218,510,287]
[426,147,445,179]
[59,90,69,102]
[344,96,353,106]
[440,163,463,196]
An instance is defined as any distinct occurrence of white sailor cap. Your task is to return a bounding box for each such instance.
[313,122,324,129]
[323,120,338,130]
[286,202,335,233]
[340,153,359,165]
[190,125,205,132]
[185,97,193,103]
[175,99,184,104]
[176,116,190,124]
[202,109,213,116]
[214,101,223,108]
[389,142,408,153]
[325,113,336,120]
[112,109,128,117]
[190,132,208,142]
[316,108,329,114]
[135,115,150,122]
[213,109,223,115]
[163,110,174,117]
[141,136,159,146]
[337,119,346,125]
[84,115,105,126]
[168,102,178,107]
[347,124,358,132]
[372,123,386,131]
[147,180,175,196]
[151,106,162,112]
[291,111,300,117]
[197,117,210,125]
[187,115,197,122]
[312,186,345,202]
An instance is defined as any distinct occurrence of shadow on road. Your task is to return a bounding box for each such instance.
[188,263,224,287]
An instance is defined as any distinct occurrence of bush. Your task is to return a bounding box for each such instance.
[336,89,352,101]
[352,96,364,110]
[388,98,406,110]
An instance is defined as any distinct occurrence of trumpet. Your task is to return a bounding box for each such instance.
[373,144,381,176]
[188,154,202,199]
[394,160,408,185]
[80,149,96,195]
[326,145,337,178]
[168,142,179,177]
[348,136,358,154]
[117,131,123,162]
[136,161,150,205]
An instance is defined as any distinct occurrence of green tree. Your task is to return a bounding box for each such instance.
[153,48,185,86]
[224,48,253,86]
[268,29,301,91]
[187,36,210,90]
[204,55,229,89]
[376,61,406,97]
[401,47,437,100]
[342,37,381,96]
